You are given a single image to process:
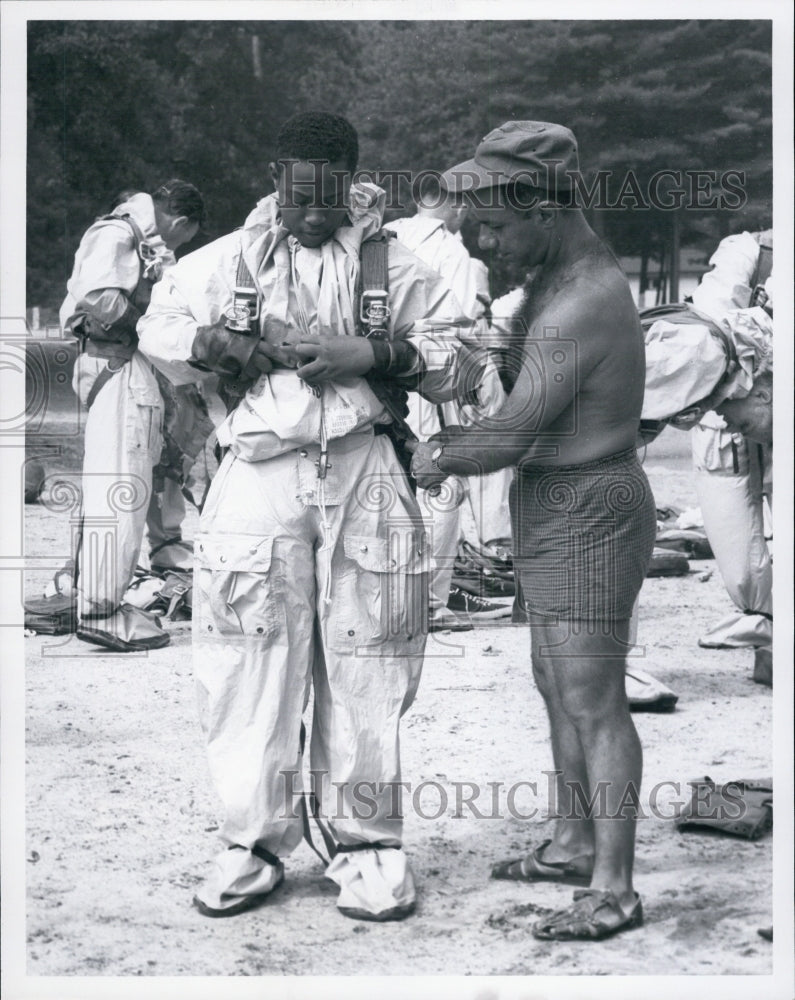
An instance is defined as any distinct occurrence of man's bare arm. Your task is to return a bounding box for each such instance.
[425,293,611,477]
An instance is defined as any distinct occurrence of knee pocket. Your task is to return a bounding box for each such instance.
[195,533,283,642]
[328,531,428,654]
[125,378,163,458]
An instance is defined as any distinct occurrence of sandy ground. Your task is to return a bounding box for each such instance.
[22,428,774,980]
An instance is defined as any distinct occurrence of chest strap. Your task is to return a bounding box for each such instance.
[225,249,261,334]
[750,240,773,314]
[358,229,394,340]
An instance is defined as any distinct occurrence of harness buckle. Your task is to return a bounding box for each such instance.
[360,290,391,340]
[225,288,261,334]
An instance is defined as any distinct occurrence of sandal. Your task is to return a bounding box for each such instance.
[491,839,594,886]
[533,889,643,941]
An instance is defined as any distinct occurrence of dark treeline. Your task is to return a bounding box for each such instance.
[27,19,772,308]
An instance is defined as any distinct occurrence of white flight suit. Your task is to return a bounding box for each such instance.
[385,215,507,612]
[689,232,773,650]
[138,184,469,917]
[61,194,192,645]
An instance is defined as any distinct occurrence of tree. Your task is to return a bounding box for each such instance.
[351,20,772,296]
[27,20,360,308]
[27,19,771,308]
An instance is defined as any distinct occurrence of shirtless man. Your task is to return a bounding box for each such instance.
[410,122,656,940]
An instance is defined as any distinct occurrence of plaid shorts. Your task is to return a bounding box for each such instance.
[510,447,657,622]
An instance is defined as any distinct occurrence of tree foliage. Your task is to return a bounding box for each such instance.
[27,19,771,308]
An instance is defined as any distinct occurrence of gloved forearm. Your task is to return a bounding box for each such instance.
[81,287,135,328]
[370,339,424,379]
[188,321,260,379]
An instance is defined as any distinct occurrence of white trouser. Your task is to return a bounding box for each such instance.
[466,467,514,545]
[408,393,513,612]
[74,352,189,628]
[417,477,466,611]
[193,430,427,915]
[691,422,772,649]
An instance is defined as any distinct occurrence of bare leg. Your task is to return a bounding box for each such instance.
[529,619,594,862]
[532,617,641,911]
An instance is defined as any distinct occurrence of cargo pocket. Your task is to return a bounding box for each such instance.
[126,377,163,459]
[329,532,428,653]
[692,424,749,475]
[195,533,282,642]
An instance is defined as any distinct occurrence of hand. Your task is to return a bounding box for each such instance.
[240,340,278,380]
[406,439,446,493]
[292,335,375,386]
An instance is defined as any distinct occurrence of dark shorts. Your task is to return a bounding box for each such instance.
[510,447,657,622]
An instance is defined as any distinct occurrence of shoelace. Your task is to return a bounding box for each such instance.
[451,587,497,611]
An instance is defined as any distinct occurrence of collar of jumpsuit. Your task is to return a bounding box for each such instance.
[215,182,394,474]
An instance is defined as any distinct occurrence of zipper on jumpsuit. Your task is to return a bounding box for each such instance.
[289,240,334,605]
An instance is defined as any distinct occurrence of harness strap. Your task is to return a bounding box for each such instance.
[358,230,394,341]
[149,536,188,560]
[70,213,152,354]
[114,212,149,260]
[85,364,121,409]
[751,241,773,290]
[226,247,260,334]
[248,843,281,868]
[750,241,773,313]
[297,722,337,866]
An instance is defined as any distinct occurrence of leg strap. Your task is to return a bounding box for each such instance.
[85,363,121,409]
[249,843,281,868]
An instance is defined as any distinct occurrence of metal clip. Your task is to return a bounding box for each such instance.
[225,288,260,334]
[360,290,391,339]
[315,450,332,480]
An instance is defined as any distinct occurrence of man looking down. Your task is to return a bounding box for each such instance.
[411,121,656,940]
[138,112,470,922]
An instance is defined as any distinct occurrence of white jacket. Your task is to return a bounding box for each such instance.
[138,185,473,459]
[384,215,489,327]
[60,193,174,333]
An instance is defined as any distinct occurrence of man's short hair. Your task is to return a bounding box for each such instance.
[275,112,359,172]
[110,189,141,211]
[152,179,205,225]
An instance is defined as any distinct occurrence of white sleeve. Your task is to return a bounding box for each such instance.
[137,240,235,385]
[689,232,760,322]
[387,242,479,404]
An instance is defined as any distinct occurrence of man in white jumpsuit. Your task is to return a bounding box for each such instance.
[138,113,471,921]
[62,183,204,651]
[386,175,510,627]
[688,232,773,666]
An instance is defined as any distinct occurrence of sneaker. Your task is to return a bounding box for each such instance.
[446,586,512,620]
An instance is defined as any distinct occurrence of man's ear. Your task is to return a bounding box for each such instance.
[268,161,280,190]
[535,203,559,228]
[755,384,773,404]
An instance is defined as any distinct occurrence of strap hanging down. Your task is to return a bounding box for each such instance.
[298,722,338,866]
[85,364,121,409]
